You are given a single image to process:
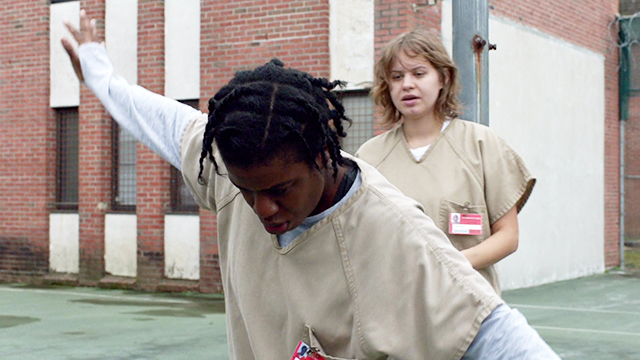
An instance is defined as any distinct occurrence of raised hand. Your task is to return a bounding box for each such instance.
[60,9,100,82]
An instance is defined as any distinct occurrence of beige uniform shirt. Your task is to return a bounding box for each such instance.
[356,119,536,294]
[181,114,503,359]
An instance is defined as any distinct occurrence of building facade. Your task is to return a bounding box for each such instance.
[0,0,620,293]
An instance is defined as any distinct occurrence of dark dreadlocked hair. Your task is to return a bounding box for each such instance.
[198,58,351,185]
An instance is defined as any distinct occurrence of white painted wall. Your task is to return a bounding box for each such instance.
[50,1,80,107]
[104,214,137,277]
[49,213,79,274]
[165,0,200,100]
[106,0,138,85]
[329,0,374,89]
[442,3,606,289]
[164,215,200,280]
[489,18,605,289]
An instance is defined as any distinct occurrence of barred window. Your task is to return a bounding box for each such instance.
[111,120,137,211]
[171,99,200,213]
[337,90,374,155]
[55,107,79,210]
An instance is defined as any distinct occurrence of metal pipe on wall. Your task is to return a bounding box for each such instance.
[452,0,490,125]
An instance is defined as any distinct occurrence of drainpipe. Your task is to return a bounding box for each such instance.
[452,0,492,125]
[620,120,626,270]
[619,15,628,270]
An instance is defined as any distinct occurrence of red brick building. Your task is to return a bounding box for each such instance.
[0,0,621,293]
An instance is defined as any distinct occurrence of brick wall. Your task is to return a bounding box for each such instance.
[78,0,110,285]
[200,0,331,97]
[489,0,621,267]
[0,1,54,281]
[0,0,624,290]
[135,0,169,292]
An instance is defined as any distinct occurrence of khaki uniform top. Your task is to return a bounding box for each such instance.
[356,119,536,294]
[180,114,503,360]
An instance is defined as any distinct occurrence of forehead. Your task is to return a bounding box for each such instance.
[391,51,433,71]
[226,157,313,192]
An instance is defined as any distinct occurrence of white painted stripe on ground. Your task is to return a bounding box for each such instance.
[534,325,640,337]
[0,287,190,304]
[510,303,640,316]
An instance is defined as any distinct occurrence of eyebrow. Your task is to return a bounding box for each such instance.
[391,65,428,72]
[230,179,295,193]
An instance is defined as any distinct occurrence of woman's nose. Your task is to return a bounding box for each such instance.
[402,74,414,89]
[253,193,279,219]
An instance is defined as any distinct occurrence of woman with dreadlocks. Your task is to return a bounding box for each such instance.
[62,10,558,360]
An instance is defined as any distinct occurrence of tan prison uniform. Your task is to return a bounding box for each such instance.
[356,118,536,295]
[180,114,503,360]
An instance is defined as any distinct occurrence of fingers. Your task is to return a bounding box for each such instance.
[63,9,98,45]
[63,20,82,44]
[61,38,84,82]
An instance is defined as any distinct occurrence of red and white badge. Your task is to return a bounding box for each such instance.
[449,213,482,235]
[290,341,325,360]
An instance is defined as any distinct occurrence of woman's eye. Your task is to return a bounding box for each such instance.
[268,188,288,197]
[391,74,403,80]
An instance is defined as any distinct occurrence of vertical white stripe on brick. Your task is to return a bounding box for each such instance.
[441,0,453,57]
[329,0,374,89]
[49,213,80,274]
[165,215,200,280]
[105,214,137,277]
[50,1,80,108]
[165,0,200,100]
[106,0,138,85]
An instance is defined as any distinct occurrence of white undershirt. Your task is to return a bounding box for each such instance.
[409,120,451,160]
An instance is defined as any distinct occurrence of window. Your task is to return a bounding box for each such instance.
[171,99,200,213]
[55,108,79,210]
[337,90,374,155]
[111,121,137,211]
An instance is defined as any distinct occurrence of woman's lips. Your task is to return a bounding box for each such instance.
[401,94,419,106]
[264,222,290,234]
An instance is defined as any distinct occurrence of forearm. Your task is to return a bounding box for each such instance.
[463,304,560,359]
[461,206,519,270]
[78,42,201,170]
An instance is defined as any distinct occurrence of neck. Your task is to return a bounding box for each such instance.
[402,113,443,149]
[314,161,349,214]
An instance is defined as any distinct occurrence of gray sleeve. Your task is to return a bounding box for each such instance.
[462,304,561,360]
[78,42,202,170]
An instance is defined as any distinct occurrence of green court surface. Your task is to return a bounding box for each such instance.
[1,272,638,359]
[503,273,640,360]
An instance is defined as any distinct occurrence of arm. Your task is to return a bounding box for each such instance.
[463,304,560,359]
[461,206,519,270]
[61,9,201,170]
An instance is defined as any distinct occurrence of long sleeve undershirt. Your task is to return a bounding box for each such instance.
[79,42,201,170]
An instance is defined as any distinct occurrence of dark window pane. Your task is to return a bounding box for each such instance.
[111,120,137,211]
[171,99,200,213]
[56,107,79,210]
[337,90,374,155]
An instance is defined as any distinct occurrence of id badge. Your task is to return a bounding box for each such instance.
[290,341,326,360]
[449,213,482,235]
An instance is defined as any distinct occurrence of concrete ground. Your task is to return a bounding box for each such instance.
[1,272,639,359]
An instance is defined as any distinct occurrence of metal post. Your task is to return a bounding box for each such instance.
[620,119,626,270]
[452,0,490,125]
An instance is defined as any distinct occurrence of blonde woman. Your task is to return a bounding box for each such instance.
[357,29,536,295]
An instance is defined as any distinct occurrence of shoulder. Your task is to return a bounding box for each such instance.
[446,118,501,141]
[355,126,403,166]
[444,118,508,155]
[352,156,425,215]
